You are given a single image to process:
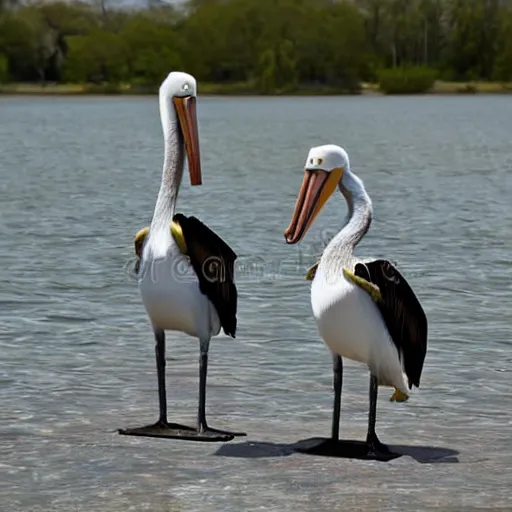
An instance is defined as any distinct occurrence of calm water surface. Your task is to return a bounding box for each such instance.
[0,95,511,511]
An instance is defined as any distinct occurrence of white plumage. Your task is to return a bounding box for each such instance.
[139,239,221,340]
[311,267,408,395]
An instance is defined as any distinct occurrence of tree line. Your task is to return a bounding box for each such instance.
[0,0,511,93]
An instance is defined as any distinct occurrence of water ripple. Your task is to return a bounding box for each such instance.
[0,95,511,511]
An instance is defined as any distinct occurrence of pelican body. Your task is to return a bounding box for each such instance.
[285,145,428,458]
[120,72,245,442]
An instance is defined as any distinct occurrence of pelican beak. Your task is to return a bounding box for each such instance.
[173,96,202,186]
[284,167,343,244]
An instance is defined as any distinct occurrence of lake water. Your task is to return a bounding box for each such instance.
[0,94,511,511]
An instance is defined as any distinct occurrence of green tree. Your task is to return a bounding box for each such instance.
[121,15,182,85]
[0,53,8,82]
[493,7,512,81]
[0,0,511,90]
[257,48,277,93]
[443,0,501,80]
[63,30,128,83]
[0,10,54,82]
[307,1,368,90]
[277,39,298,91]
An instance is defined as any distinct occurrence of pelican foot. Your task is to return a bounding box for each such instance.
[199,425,247,438]
[294,437,400,462]
[118,420,236,442]
[366,434,393,460]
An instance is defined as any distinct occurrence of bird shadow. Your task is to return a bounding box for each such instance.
[214,437,459,464]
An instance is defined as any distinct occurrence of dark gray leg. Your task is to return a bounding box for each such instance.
[196,339,246,438]
[332,355,343,441]
[118,331,238,441]
[155,328,167,423]
[366,374,389,455]
[296,369,398,459]
[197,340,209,431]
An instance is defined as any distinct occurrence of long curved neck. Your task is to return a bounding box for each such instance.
[149,94,184,235]
[322,169,373,268]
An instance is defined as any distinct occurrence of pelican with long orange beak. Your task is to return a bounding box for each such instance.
[284,144,428,459]
[120,72,245,442]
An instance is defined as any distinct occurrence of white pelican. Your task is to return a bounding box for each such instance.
[119,71,245,442]
[284,144,428,458]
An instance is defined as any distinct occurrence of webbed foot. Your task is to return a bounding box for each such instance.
[118,420,237,442]
[366,433,392,459]
[198,424,246,439]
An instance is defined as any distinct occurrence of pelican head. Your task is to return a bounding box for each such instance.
[284,144,348,244]
[160,71,202,186]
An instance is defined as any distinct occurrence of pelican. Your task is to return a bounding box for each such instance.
[119,71,245,442]
[284,144,428,458]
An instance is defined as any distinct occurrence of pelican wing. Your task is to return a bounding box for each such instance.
[354,259,428,389]
[173,213,238,338]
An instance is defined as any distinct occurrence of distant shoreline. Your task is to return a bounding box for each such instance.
[1,81,511,96]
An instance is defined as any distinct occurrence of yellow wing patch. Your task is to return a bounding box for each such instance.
[134,227,150,258]
[306,261,319,281]
[170,221,187,254]
[133,222,187,259]
[342,268,382,303]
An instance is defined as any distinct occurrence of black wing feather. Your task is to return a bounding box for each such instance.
[354,259,428,389]
[173,213,237,338]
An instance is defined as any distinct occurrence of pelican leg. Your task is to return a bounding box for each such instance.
[331,355,343,441]
[366,374,390,456]
[294,358,403,460]
[196,340,246,440]
[119,330,235,441]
